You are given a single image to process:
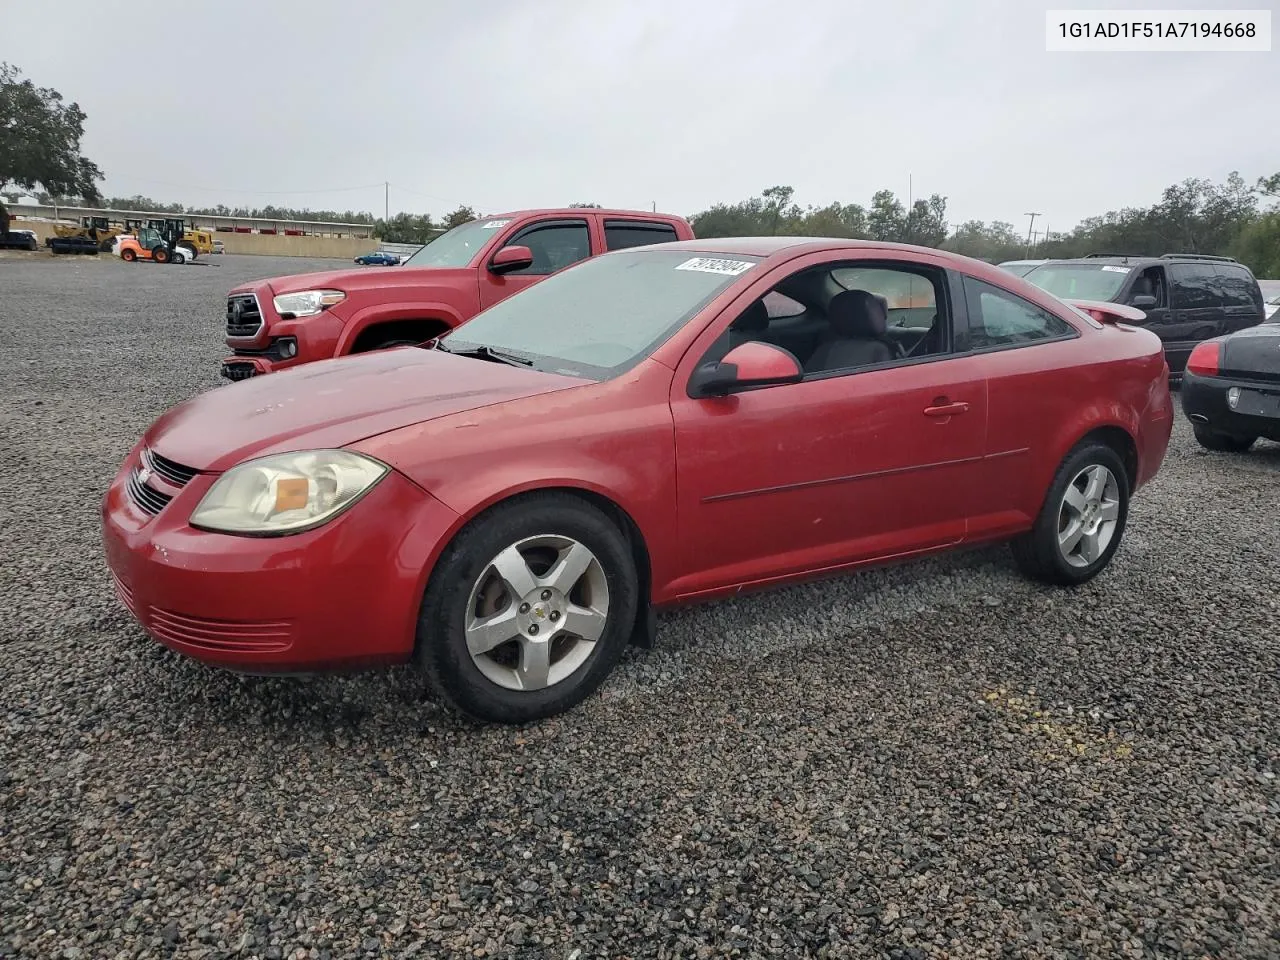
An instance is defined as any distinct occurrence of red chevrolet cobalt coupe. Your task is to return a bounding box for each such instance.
[102,238,1173,723]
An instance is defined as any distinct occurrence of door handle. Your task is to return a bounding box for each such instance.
[923,400,970,417]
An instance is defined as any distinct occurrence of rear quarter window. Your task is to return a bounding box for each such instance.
[1214,264,1262,310]
[604,220,680,251]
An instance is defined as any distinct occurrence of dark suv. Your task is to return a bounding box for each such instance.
[1021,253,1266,374]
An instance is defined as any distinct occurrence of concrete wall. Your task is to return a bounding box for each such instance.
[211,233,378,258]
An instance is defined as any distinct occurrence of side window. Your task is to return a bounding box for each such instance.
[1168,263,1217,309]
[1214,264,1259,309]
[1128,265,1167,308]
[604,220,679,251]
[964,278,1076,350]
[505,220,591,276]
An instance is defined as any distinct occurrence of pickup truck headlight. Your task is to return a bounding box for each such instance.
[271,289,346,317]
[190,450,388,535]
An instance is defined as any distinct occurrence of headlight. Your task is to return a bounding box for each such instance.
[271,289,346,317]
[190,450,388,535]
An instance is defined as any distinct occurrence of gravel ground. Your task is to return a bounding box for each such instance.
[1,252,1277,959]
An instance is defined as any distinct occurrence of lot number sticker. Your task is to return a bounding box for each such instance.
[1101,265,1131,273]
[482,219,511,229]
[675,257,755,276]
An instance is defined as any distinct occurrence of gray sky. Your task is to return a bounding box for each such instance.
[4,0,1277,231]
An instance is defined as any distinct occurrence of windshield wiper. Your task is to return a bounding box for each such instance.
[436,342,534,367]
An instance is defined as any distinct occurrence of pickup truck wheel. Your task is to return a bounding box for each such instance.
[1011,442,1129,587]
[416,493,638,724]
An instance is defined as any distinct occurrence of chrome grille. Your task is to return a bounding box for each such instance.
[226,293,263,338]
[141,448,198,487]
[126,468,173,516]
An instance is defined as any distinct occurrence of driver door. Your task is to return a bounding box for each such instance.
[665,254,988,600]
[478,218,594,310]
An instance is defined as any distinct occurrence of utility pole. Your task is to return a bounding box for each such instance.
[1024,211,1040,244]
[384,182,389,221]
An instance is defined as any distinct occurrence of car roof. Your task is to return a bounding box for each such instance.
[483,208,689,221]
[636,235,1024,274]
[1039,254,1254,269]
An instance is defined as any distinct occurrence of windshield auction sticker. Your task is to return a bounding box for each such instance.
[482,219,511,229]
[675,257,755,276]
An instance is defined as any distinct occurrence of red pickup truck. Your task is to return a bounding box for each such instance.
[220,208,695,380]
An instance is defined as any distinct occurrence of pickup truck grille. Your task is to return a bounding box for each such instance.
[226,293,263,337]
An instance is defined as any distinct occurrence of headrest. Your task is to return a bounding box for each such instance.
[828,289,887,338]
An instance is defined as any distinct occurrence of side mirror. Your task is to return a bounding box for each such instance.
[489,244,534,274]
[688,342,803,398]
[1130,294,1157,309]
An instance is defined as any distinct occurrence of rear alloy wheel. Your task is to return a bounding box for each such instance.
[172,250,187,264]
[1012,442,1129,586]
[1192,424,1255,453]
[417,494,637,723]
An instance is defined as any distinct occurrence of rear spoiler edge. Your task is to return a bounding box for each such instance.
[1065,298,1147,324]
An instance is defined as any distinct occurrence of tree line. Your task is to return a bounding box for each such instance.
[689,174,1280,277]
[3,61,1277,275]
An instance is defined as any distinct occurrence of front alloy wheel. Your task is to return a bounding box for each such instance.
[417,493,638,723]
[465,535,610,691]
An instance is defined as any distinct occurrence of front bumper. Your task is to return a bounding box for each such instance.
[101,448,459,672]
[1181,371,1280,441]
[220,354,304,381]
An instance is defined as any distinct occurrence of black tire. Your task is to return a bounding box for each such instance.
[98,238,114,252]
[416,493,638,724]
[153,247,170,263]
[120,248,136,262]
[1192,424,1255,453]
[25,238,36,251]
[1011,441,1130,587]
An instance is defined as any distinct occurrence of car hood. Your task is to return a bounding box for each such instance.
[144,347,587,473]
[234,265,476,298]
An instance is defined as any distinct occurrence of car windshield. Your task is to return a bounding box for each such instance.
[440,249,762,379]
[400,217,513,268]
[1022,262,1131,301]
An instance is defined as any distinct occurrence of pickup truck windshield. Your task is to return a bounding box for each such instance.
[401,218,513,268]
[440,250,761,379]
[1022,263,1130,301]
